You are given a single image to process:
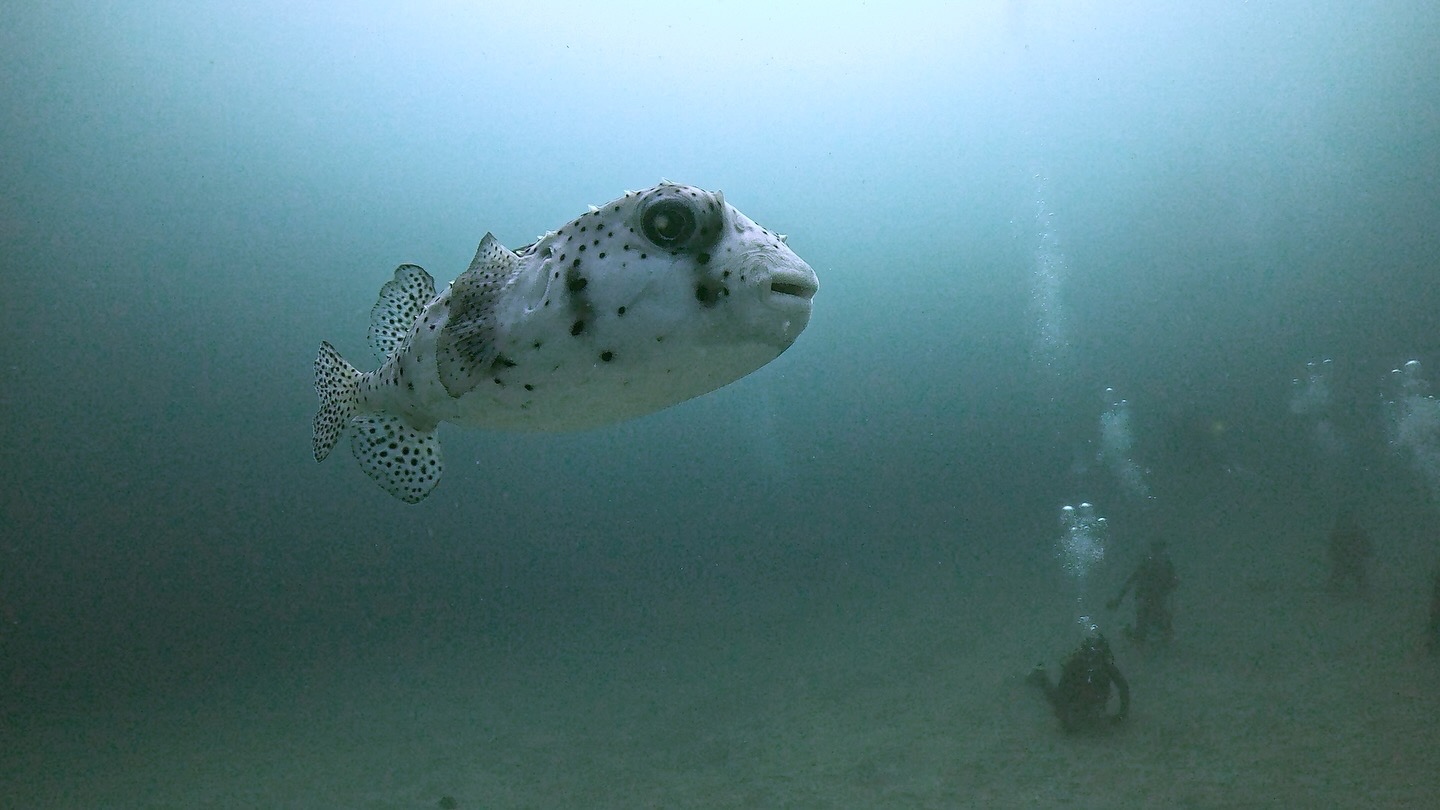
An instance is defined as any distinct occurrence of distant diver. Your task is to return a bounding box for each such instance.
[1108,539,1179,645]
[1326,509,1372,597]
[1428,564,1440,654]
[1027,628,1130,733]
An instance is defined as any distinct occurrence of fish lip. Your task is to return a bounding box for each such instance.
[770,278,817,300]
[766,266,819,303]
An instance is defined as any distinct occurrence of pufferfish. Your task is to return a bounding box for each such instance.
[313,182,819,503]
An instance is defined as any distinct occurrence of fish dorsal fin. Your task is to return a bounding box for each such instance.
[368,264,436,363]
[437,233,519,398]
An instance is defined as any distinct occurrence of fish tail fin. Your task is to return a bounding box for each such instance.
[313,341,362,462]
[350,415,444,504]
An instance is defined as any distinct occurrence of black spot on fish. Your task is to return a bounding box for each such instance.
[599,350,614,362]
[571,320,585,336]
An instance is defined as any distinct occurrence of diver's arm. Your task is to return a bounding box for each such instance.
[1110,665,1130,723]
[1108,570,1137,609]
[1027,665,1059,710]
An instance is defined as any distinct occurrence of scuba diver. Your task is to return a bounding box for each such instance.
[1108,539,1179,645]
[1027,627,1130,733]
[1428,564,1440,654]
[1326,509,1372,597]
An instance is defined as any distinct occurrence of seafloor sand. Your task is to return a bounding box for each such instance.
[5,520,1440,809]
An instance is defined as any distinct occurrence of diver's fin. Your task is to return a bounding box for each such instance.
[436,233,519,398]
[313,341,362,462]
[367,264,436,363]
[349,414,443,504]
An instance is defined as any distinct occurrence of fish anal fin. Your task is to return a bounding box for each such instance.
[437,234,519,398]
[350,414,444,504]
[368,264,436,363]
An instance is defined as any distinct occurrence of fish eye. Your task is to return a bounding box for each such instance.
[641,200,697,248]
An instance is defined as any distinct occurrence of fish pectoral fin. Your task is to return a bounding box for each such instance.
[368,264,436,363]
[436,233,518,398]
[349,414,443,504]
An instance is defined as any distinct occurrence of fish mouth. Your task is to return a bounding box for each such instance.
[736,258,816,348]
[766,267,819,303]
[770,278,817,300]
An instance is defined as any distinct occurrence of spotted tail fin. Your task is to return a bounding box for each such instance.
[313,341,362,462]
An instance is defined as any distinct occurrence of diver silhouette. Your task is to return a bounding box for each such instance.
[1326,510,1372,597]
[1108,539,1179,645]
[1027,629,1130,733]
[1428,564,1440,654]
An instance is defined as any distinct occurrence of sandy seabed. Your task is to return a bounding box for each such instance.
[5,533,1440,810]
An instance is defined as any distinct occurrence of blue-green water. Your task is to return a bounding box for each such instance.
[3,1,1439,806]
